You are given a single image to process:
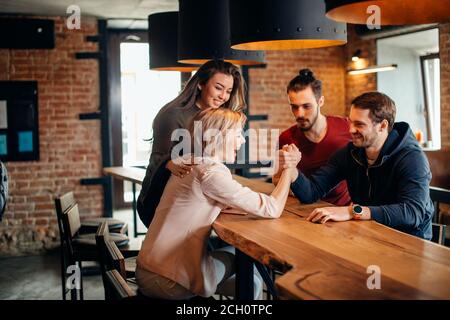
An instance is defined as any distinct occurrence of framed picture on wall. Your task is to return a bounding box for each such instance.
[0,81,39,162]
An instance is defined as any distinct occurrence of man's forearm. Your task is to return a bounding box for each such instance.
[291,172,322,204]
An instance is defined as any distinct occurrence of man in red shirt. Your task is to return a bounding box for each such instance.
[273,69,352,206]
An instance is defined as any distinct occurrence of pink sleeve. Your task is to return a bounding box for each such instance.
[199,166,281,219]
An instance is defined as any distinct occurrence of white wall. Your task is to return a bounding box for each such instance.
[377,44,427,140]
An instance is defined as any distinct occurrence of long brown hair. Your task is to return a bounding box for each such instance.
[171,59,246,111]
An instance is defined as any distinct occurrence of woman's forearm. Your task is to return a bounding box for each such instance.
[269,169,293,216]
[272,169,282,186]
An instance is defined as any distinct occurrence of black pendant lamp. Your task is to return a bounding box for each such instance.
[229,0,347,51]
[177,0,265,66]
[325,0,450,25]
[148,12,199,72]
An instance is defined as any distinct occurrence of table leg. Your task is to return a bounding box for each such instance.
[132,182,137,238]
[235,248,254,300]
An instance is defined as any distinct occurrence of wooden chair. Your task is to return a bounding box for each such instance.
[104,270,136,300]
[55,191,128,234]
[430,187,450,246]
[432,223,446,245]
[96,222,137,277]
[95,222,137,300]
[55,196,130,300]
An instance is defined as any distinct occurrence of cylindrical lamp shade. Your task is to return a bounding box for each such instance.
[178,0,265,65]
[230,0,347,51]
[148,12,199,72]
[325,0,450,25]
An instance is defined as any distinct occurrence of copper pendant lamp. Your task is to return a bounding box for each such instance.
[229,0,347,50]
[178,0,266,65]
[325,0,450,25]
[148,12,199,72]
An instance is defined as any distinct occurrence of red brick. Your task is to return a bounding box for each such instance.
[0,16,103,254]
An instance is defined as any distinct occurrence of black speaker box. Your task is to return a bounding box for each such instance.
[0,18,55,49]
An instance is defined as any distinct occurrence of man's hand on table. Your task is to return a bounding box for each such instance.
[306,206,353,224]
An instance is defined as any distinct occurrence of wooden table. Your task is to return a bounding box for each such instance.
[214,176,450,300]
[103,167,450,299]
[103,166,146,237]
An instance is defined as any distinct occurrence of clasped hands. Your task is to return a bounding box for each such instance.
[275,144,353,224]
[274,144,301,183]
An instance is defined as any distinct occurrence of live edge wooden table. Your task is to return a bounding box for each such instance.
[213,175,450,300]
[104,167,450,299]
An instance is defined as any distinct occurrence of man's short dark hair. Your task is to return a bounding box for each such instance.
[351,92,396,131]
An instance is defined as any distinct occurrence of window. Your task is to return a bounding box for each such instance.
[119,42,181,201]
[377,28,440,149]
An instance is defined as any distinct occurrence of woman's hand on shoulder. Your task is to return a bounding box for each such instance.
[166,160,194,178]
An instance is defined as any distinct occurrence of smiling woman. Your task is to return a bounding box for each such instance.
[196,73,234,110]
[135,107,299,300]
[137,60,246,228]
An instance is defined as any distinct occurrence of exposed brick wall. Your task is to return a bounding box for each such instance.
[0,16,103,256]
[0,18,448,255]
[344,26,377,114]
[247,46,346,162]
[440,23,450,148]
[247,23,448,162]
[344,23,449,147]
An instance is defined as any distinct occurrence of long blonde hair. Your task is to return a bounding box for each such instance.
[171,60,246,111]
[190,108,247,157]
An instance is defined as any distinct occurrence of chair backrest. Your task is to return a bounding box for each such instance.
[96,221,127,276]
[430,186,450,224]
[64,203,81,238]
[56,192,76,216]
[96,221,128,299]
[105,269,135,300]
[431,223,446,245]
[106,240,127,278]
[95,220,110,294]
[61,203,82,263]
[54,192,77,244]
[425,148,450,189]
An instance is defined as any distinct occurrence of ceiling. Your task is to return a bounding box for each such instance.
[0,0,178,28]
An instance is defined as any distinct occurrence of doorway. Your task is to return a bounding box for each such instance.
[108,30,182,209]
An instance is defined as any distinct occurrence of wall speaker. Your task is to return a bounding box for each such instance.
[0,18,55,49]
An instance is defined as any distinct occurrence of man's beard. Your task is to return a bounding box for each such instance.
[352,131,377,148]
[297,108,319,132]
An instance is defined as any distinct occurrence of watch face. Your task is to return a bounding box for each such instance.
[353,205,363,214]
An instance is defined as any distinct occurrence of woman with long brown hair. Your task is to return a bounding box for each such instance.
[137,60,246,227]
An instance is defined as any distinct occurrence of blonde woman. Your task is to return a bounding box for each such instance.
[136,108,299,300]
[137,60,246,227]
